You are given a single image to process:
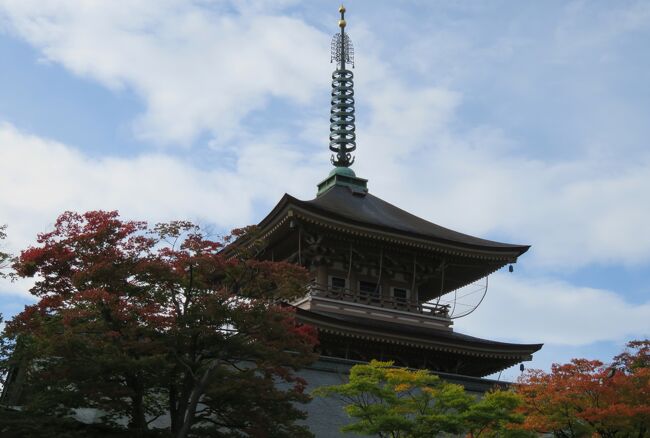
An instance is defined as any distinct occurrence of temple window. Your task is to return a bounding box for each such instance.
[391,287,410,303]
[359,280,380,298]
[329,276,347,290]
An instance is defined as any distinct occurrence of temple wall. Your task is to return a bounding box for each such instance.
[298,361,361,437]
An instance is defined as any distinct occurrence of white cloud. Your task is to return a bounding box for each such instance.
[2,118,648,350]
[0,0,329,146]
[381,138,650,269]
[0,1,647,383]
[0,2,648,280]
[457,272,650,346]
[340,66,650,270]
[3,0,650,272]
[0,276,36,299]
[0,122,321,255]
[554,0,650,61]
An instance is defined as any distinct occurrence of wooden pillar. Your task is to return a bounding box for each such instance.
[411,254,418,306]
[316,265,328,290]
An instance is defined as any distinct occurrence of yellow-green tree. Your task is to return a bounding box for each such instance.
[314,360,531,438]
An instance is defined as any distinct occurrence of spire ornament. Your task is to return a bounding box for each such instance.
[329,5,356,168]
[317,6,367,196]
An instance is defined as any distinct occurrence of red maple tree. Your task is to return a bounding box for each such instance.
[515,341,650,438]
[2,211,318,438]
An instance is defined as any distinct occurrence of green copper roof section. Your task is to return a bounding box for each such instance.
[317,166,368,197]
[329,166,355,178]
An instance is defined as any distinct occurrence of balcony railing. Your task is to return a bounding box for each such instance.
[308,284,450,318]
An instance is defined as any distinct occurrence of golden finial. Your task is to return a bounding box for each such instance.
[331,4,354,68]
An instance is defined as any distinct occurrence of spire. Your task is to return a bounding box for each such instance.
[329,5,356,168]
[317,6,367,197]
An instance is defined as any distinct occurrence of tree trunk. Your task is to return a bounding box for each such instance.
[171,366,197,435]
[169,381,178,434]
[176,359,221,438]
[127,376,148,437]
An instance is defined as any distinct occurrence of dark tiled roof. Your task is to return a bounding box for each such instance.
[296,307,543,356]
[268,185,529,256]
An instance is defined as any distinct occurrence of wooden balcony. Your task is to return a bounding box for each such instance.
[292,284,453,331]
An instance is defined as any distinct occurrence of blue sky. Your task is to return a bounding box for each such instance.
[0,0,649,381]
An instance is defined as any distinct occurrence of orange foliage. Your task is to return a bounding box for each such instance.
[515,341,650,438]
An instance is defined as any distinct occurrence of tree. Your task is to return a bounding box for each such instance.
[0,224,15,281]
[313,360,530,438]
[0,224,16,398]
[515,340,650,438]
[1,211,318,438]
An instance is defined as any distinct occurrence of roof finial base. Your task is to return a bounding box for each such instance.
[317,167,368,197]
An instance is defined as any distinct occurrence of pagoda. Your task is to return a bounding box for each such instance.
[250,6,542,379]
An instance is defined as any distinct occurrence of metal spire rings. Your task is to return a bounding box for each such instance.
[329,5,356,168]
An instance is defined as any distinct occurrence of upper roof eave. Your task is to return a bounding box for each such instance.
[257,190,530,260]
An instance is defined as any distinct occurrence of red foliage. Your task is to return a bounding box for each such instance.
[5,210,318,436]
[515,341,650,437]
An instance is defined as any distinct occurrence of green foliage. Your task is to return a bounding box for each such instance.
[0,224,16,280]
[314,360,531,438]
[462,390,533,438]
[0,407,167,438]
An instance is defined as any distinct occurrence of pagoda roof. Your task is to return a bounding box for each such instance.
[295,307,542,376]
[296,307,542,357]
[259,185,529,261]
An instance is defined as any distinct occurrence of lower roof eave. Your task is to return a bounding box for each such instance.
[317,326,539,361]
[295,308,543,360]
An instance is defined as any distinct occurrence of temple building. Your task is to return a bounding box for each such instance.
[251,5,542,387]
[0,7,542,436]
